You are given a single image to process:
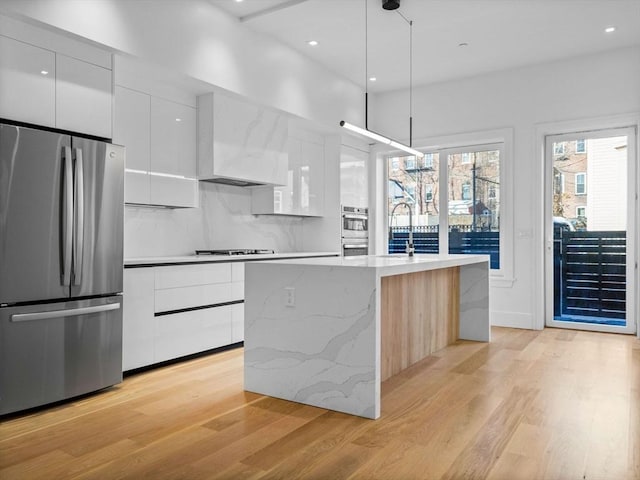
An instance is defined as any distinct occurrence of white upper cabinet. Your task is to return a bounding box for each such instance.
[0,36,55,127]
[197,92,288,186]
[252,130,325,216]
[340,144,369,208]
[56,54,112,138]
[113,86,151,205]
[150,96,196,178]
[113,86,198,208]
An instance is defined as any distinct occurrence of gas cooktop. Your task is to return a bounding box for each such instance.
[195,249,275,256]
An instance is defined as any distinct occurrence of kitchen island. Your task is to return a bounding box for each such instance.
[244,254,490,419]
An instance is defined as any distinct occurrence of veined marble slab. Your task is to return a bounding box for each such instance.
[244,254,490,419]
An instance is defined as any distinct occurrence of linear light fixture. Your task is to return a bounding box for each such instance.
[340,0,423,160]
[340,121,423,158]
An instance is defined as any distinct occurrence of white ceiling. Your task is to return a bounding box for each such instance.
[208,0,640,93]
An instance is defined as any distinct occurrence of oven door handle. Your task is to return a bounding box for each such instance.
[343,244,369,249]
[342,214,368,220]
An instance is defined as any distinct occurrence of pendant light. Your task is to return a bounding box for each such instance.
[340,0,423,160]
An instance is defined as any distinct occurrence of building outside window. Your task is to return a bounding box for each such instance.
[575,172,587,195]
[387,143,503,271]
[576,206,586,218]
[554,142,566,155]
[576,139,586,153]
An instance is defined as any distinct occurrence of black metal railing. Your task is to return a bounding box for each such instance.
[388,226,500,269]
[554,230,626,323]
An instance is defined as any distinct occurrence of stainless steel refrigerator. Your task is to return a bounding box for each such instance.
[0,122,124,415]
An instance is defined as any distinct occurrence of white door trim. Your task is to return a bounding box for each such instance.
[534,113,639,335]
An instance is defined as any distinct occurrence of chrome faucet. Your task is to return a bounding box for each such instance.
[389,202,415,256]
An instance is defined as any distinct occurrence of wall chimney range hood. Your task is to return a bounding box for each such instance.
[199,177,266,187]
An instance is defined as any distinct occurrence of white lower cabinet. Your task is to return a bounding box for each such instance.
[231,303,244,344]
[154,307,232,364]
[123,268,155,371]
[123,262,245,371]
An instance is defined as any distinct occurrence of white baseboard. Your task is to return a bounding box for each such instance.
[490,310,537,330]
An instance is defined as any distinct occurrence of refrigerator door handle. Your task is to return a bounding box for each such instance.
[62,146,73,287]
[10,303,121,323]
[73,148,84,286]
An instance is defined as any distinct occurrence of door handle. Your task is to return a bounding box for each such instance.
[73,148,84,286]
[62,146,73,286]
[10,303,121,322]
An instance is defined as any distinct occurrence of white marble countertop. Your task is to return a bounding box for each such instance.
[124,251,340,266]
[248,253,489,277]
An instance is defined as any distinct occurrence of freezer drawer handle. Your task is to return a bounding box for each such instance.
[10,303,121,323]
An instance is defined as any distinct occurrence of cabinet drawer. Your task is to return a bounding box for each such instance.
[155,264,231,290]
[154,306,232,364]
[155,283,233,313]
[123,269,155,371]
[231,303,244,343]
[232,263,244,282]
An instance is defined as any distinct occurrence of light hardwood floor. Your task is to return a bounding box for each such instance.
[1,327,638,479]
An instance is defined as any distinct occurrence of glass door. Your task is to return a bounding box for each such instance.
[545,127,637,333]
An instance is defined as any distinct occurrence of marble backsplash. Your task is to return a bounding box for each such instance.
[124,181,304,258]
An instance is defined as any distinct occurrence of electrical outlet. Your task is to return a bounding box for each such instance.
[284,287,295,307]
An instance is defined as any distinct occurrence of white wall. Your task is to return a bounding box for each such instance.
[371,46,640,329]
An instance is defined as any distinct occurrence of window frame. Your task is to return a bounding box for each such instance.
[384,135,511,282]
[425,184,433,202]
[576,139,586,153]
[575,172,587,195]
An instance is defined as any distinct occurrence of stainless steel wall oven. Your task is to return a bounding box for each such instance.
[341,206,369,256]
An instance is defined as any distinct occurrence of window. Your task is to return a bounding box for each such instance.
[425,184,433,202]
[423,153,434,169]
[388,140,505,272]
[405,157,415,170]
[576,139,586,153]
[461,183,471,200]
[389,181,404,201]
[554,172,565,194]
[575,173,586,195]
[576,206,586,217]
[554,142,566,155]
[447,146,502,270]
[406,185,415,202]
[391,158,399,171]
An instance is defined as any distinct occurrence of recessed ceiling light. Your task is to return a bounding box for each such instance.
[40,70,49,75]
[175,118,182,122]
[369,76,377,82]
[307,40,318,46]
[235,0,244,3]
[605,26,616,33]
